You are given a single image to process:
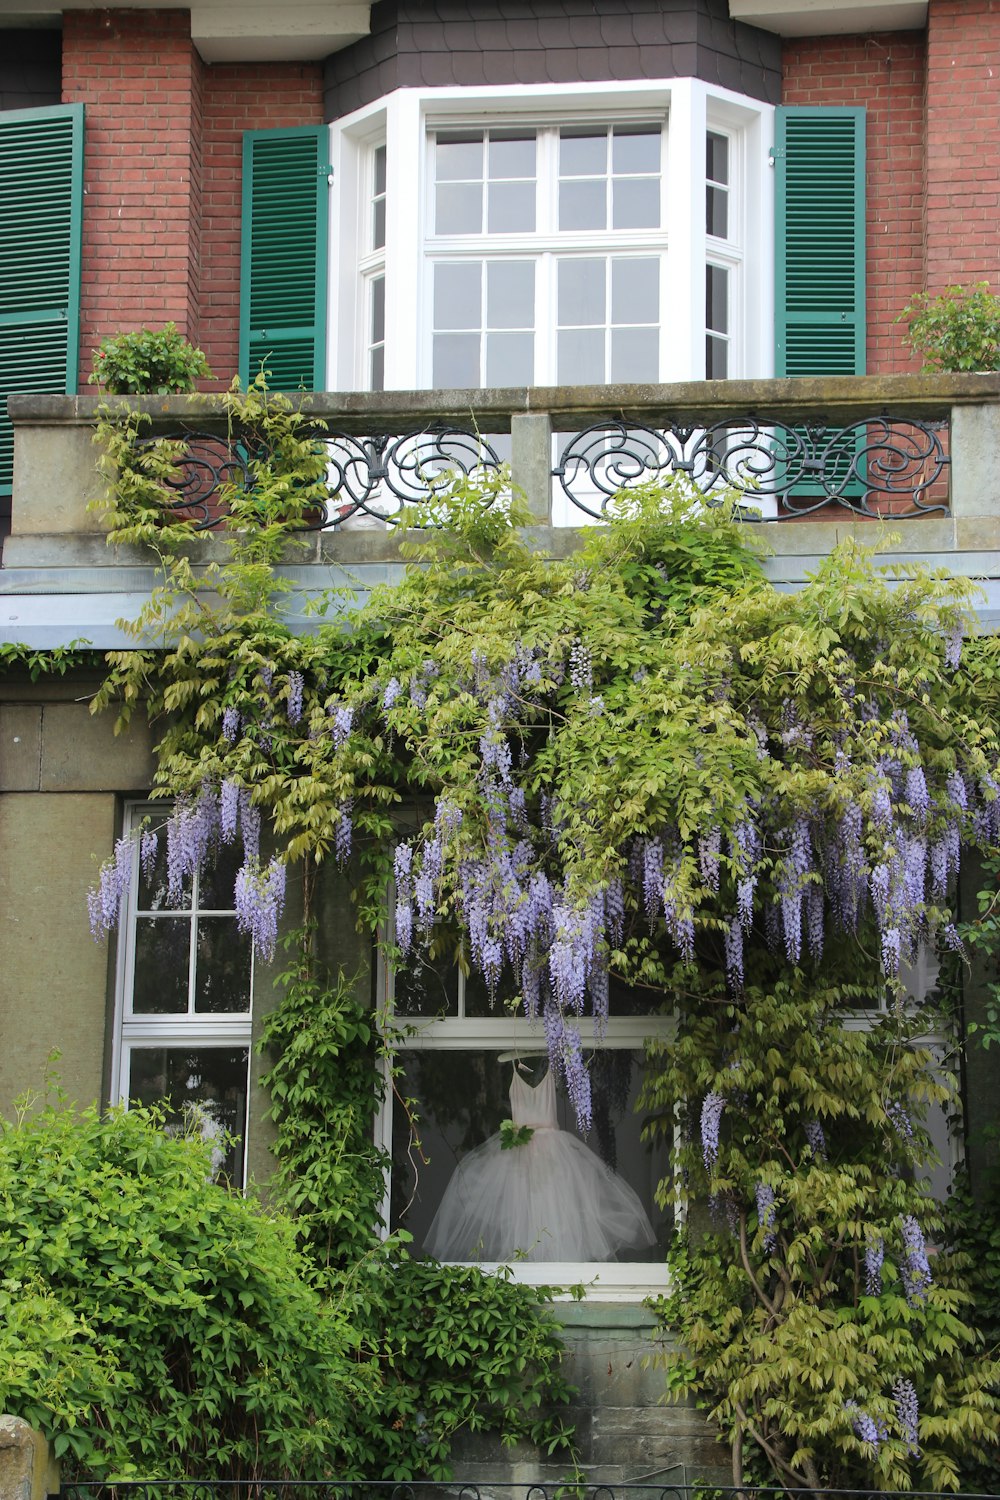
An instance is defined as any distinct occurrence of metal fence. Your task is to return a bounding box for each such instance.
[62,1482,1000,1500]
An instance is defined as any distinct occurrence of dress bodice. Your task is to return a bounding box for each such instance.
[509,1066,558,1130]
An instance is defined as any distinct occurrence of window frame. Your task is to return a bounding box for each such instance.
[110,801,254,1188]
[374,941,676,1300]
[326,79,775,395]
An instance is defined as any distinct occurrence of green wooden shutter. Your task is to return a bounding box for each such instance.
[0,103,84,499]
[239,127,330,391]
[774,106,866,377]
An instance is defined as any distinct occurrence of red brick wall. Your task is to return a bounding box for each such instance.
[62,9,204,379]
[782,33,926,374]
[200,66,324,385]
[925,0,1000,294]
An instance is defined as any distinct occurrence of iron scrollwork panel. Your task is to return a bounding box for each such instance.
[325,427,506,527]
[136,426,505,530]
[554,416,951,521]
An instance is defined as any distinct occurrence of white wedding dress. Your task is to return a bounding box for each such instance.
[423,1065,657,1262]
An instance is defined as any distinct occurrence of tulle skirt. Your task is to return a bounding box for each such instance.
[423,1126,657,1262]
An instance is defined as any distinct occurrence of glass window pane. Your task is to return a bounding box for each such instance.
[198,840,243,912]
[707,185,728,239]
[435,182,482,235]
[435,133,484,182]
[195,916,252,1014]
[434,262,482,331]
[486,260,535,329]
[488,132,535,179]
[137,830,189,912]
[370,345,384,392]
[464,967,522,1018]
[611,327,659,383]
[394,961,459,1018]
[371,275,385,345]
[560,130,607,177]
[433,333,480,388]
[374,143,387,196]
[707,264,728,333]
[706,130,729,185]
[487,181,535,234]
[559,178,606,232]
[558,327,605,385]
[612,177,659,230]
[132,916,190,1014]
[611,258,659,325]
[613,128,660,175]
[391,1048,670,1261]
[558,259,605,327]
[373,196,386,251]
[485,332,534,386]
[127,1045,249,1184]
[707,333,729,379]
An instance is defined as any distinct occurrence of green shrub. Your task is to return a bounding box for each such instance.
[898,282,1000,372]
[0,1099,370,1479]
[88,323,213,394]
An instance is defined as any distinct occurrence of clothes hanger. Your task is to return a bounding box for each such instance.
[496,1046,549,1069]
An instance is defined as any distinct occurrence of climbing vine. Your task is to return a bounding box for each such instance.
[58,380,1000,1483]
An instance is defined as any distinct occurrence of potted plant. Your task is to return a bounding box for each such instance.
[898,281,1000,372]
[88,322,213,394]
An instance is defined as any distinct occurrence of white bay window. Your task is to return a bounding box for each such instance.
[327,80,774,397]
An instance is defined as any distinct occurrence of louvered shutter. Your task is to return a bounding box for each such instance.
[0,103,84,499]
[239,127,330,391]
[774,106,866,376]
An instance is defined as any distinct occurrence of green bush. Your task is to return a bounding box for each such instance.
[898,282,1000,372]
[0,1099,370,1479]
[88,323,213,394]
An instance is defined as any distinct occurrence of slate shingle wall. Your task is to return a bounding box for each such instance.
[324,0,782,120]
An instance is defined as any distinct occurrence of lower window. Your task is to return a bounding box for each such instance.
[112,803,254,1186]
[380,961,674,1291]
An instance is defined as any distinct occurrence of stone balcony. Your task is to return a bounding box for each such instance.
[4,374,1000,644]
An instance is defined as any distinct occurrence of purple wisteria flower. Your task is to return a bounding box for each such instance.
[945,622,963,670]
[698,827,722,893]
[221,705,241,742]
[382,677,403,712]
[865,1236,884,1296]
[240,791,261,865]
[803,1119,826,1161]
[886,1100,913,1139]
[724,916,744,991]
[894,1378,920,1455]
[234,857,286,963]
[88,835,135,939]
[334,800,352,865]
[286,670,304,725]
[755,1182,777,1253]
[701,1091,724,1171]
[139,828,159,882]
[220,779,240,843]
[900,1215,933,1306]
[845,1400,885,1450]
[327,702,353,748]
[166,793,217,903]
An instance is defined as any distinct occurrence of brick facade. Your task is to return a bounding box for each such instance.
[200,66,324,383]
[781,32,926,376]
[61,9,204,378]
[925,0,1000,295]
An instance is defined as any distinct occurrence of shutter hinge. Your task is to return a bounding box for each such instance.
[768,146,784,165]
[323,164,334,187]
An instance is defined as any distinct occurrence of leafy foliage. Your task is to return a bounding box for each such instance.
[647,957,999,1491]
[899,282,1000,372]
[0,1097,371,1479]
[88,323,213,394]
[17,381,1000,1485]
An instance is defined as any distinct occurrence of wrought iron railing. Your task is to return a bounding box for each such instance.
[62,1481,1000,1500]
